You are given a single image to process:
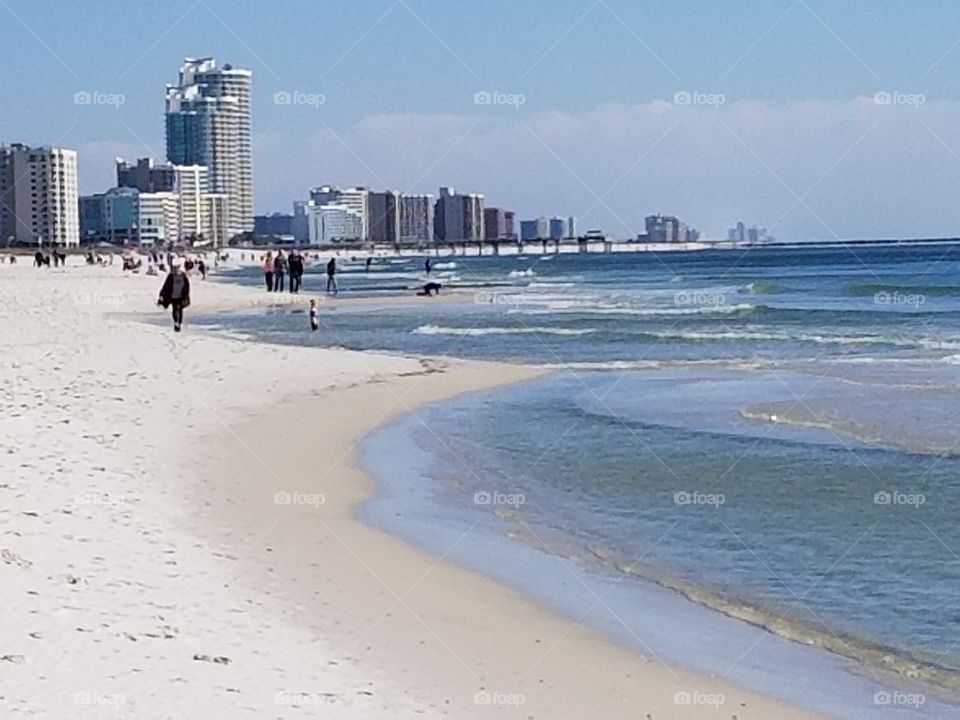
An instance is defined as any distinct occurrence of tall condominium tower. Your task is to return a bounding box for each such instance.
[399,194,435,244]
[0,144,79,246]
[434,187,484,241]
[165,57,252,238]
[368,190,400,245]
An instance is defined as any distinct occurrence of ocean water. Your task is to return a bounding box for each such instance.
[204,245,960,716]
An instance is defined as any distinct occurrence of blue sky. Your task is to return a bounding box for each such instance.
[4,0,960,239]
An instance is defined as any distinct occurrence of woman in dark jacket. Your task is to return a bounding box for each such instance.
[158,257,191,332]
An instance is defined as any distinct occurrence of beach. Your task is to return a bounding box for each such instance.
[0,259,821,718]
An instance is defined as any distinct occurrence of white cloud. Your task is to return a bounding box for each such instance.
[217,98,960,239]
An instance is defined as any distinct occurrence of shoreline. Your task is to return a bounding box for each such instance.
[192,341,824,719]
[0,261,817,717]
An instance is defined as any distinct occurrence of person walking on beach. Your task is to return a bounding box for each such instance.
[326,257,338,295]
[425,257,432,275]
[273,250,286,293]
[263,252,274,292]
[289,251,303,294]
[158,256,191,333]
[197,258,207,280]
[309,298,319,331]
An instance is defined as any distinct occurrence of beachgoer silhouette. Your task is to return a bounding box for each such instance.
[158,257,191,332]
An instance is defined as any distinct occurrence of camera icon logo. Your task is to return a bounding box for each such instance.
[274,491,292,505]
[474,91,492,105]
[273,90,292,105]
[874,491,892,505]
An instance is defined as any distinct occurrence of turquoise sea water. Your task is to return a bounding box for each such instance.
[205,244,960,717]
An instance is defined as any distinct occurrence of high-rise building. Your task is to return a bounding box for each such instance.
[116,157,176,193]
[0,144,78,246]
[504,211,516,240]
[368,190,400,245]
[137,191,181,246]
[254,213,294,237]
[309,185,341,206]
[464,193,485,241]
[434,187,462,241]
[292,200,310,244]
[549,217,565,241]
[165,57,253,238]
[306,202,363,244]
[645,214,680,243]
[173,164,210,242]
[567,216,576,239]
[337,187,370,241]
[434,187,484,241]
[520,220,539,241]
[399,194,434,244]
[484,207,505,240]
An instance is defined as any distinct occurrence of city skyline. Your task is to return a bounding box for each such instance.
[6,1,960,239]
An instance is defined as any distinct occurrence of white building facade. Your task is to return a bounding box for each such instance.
[0,144,79,246]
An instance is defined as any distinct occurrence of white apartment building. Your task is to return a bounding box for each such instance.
[137,192,180,246]
[165,57,253,238]
[306,203,363,244]
[0,144,79,246]
[336,187,369,241]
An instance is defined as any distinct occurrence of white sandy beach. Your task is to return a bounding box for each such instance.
[0,259,822,719]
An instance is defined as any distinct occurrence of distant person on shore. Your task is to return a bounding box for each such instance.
[263,252,274,292]
[273,250,286,292]
[365,256,372,273]
[425,257,432,275]
[417,281,442,297]
[326,257,338,295]
[288,251,303,293]
[309,299,319,331]
[158,256,191,333]
[197,258,207,280]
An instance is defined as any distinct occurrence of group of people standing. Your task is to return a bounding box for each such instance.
[263,250,306,293]
[262,250,338,295]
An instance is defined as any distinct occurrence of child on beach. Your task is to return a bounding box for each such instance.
[309,299,319,331]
